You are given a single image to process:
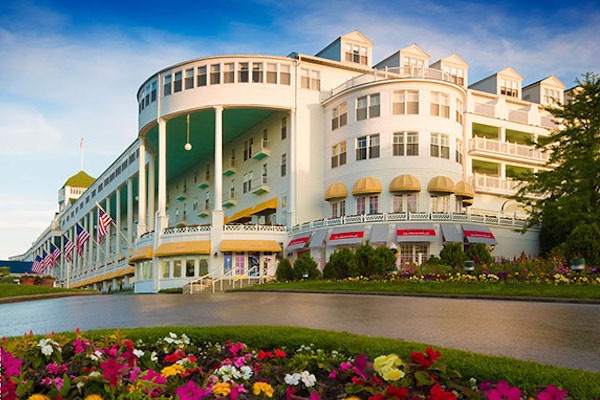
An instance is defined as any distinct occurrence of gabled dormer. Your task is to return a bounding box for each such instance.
[58,170,95,211]
[429,54,469,87]
[315,30,373,67]
[375,44,430,71]
[469,67,523,99]
[522,75,565,106]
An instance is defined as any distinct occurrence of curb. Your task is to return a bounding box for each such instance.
[0,291,102,304]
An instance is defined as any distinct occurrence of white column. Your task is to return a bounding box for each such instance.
[127,178,133,251]
[499,126,506,142]
[105,197,110,265]
[148,155,156,231]
[288,109,296,227]
[116,187,121,257]
[87,213,94,270]
[157,118,168,231]
[138,138,147,236]
[213,107,223,212]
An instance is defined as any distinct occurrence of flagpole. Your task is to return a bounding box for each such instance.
[95,201,134,247]
[80,137,84,171]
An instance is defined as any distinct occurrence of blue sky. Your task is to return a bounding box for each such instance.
[1,0,599,259]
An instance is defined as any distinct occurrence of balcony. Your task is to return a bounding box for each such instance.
[470,136,549,164]
[471,173,521,196]
[251,176,270,195]
[252,139,271,160]
[176,191,188,201]
[222,191,237,207]
[197,176,210,189]
[223,159,238,176]
[197,207,210,218]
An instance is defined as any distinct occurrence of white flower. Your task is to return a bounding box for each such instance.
[89,371,101,378]
[150,351,158,362]
[301,371,316,387]
[284,373,301,386]
[90,350,103,361]
[240,365,253,380]
[133,349,145,359]
[180,333,190,344]
[37,339,55,356]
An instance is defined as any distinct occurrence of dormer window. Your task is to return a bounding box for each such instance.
[403,57,424,68]
[500,78,519,98]
[543,88,562,105]
[443,66,464,86]
[345,44,368,65]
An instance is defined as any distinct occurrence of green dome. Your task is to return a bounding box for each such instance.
[63,170,95,188]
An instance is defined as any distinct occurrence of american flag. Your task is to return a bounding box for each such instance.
[98,209,113,243]
[41,251,51,274]
[63,235,75,262]
[76,223,90,258]
[49,243,61,270]
[32,255,43,274]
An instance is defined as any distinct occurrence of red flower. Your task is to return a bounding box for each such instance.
[257,349,273,360]
[368,394,386,400]
[275,349,287,358]
[427,384,456,400]
[387,386,410,399]
[100,357,125,387]
[536,385,568,400]
[411,347,441,369]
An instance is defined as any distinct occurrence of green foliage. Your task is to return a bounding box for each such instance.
[354,243,392,278]
[275,258,295,281]
[374,246,397,272]
[0,266,14,284]
[0,283,85,298]
[465,243,493,265]
[514,72,600,253]
[563,222,600,266]
[293,253,322,280]
[323,248,358,280]
[439,243,467,268]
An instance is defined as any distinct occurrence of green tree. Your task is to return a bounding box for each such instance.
[563,222,600,266]
[0,266,14,284]
[293,253,322,280]
[323,248,357,280]
[465,243,493,265]
[374,246,397,273]
[275,258,295,281]
[514,73,600,254]
[439,243,467,268]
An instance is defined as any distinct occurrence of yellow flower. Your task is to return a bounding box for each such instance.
[374,353,403,374]
[212,382,231,396]
[28,395,51,400]
[84,395,104,400]
[161,363,185,377]
[382,368,405,381]
[253,381,274,397]
[346,397,362,400]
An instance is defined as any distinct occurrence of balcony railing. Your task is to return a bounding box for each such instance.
[470,136,549,163]
[331,66,459,96]
[474,103,495,117]
[163,224,211,235]
[471,173,522,195]
[251,176,270,194]
[223,159,237,176]
[252,139,270,160]
[222,191,237,207]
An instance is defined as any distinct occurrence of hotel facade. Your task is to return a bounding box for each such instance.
[15,31,564,293]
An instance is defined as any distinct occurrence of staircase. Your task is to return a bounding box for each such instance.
[183,268,269,294]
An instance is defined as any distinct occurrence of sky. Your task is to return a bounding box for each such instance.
[0,0,599,259]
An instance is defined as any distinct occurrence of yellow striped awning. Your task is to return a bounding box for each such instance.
[252,197,278,215]
[129,246,153,263]
[454,180,475,199]
[353,177,382,195]
[324,182,348,201]
[389,174,421,192]
[154,241,211,257]
[226,207,253,224]
[219,240,282,253]
[427,176,455,194]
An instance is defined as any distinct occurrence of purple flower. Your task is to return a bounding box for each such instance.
[536,385,568,400]
[176,380,208,400]
[485,380,522,400]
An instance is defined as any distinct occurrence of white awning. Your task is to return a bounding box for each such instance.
[286,233,311,251]
[463,224,497,245]
[396,224,438,242]
[327,226,366,246]
[370,224,390,244]
[308,230,328,249]
[441,224,463,243]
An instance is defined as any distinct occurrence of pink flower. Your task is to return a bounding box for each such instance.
[339,361,353,372]
[485,381,522,400]
[176,380,208,400]
[328,369,338,378]
[0,348,22,377]
[536,385,568,400]
[100,357,125,387]
[309,391,322,400]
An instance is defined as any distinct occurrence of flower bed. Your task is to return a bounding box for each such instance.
[1,330,571,400]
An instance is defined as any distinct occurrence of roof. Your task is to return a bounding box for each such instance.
[0,260,33,274]
[63,170,95,188]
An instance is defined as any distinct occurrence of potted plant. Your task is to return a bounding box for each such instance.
[464,260,475,272]
[41,275,56,287]
[19,274,35,285]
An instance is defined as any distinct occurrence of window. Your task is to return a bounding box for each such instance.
[403,57,424,68]
[186,259,195,277]
[456,139,463,165]
[430,92,450,118]
[393,132,418,156]
[162,260,171,278]
[252,62,263,83]
[500,78,519,97]
[456,99,463,124]
[151,81,157,102]
[368,196,379,214]
[238,62,249,82]
[223,63,234,83]
[230,179,235,199]
[281,117,287,140]
[204,191,210,211]
[243,138,253,161]
[300,68,320,90]
[356,197,366,215]
[267,63,277,84]
[356,94,380,120]
[393,90,419,115]
[356,135,379,160]
[431,133,450,159]
[174,71,182,92]
[281,153,287,176]
[331,102,348,130]
[331,142,347,168]
[243,171,253,193]
[443,66,465,86]
[280,65,291,85]
[543,88,561,104]
[344,44,368,64]
[210,64,220,85]
[430,195,449,213]
[163,74,172,96]
[197,66,207,87]
[398,244,429,266]
[173,260,182,278]
[392,194,417,213]
[185,68,194,89]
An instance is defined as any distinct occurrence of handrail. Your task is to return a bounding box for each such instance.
[211,268,235,293]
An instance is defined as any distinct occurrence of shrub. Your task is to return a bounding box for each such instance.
[355,243,379,277]
[275,258,295,281]
[323,248,357,280]
[0,266,13,284]
[439,243,467,268]
[466,243,493,265]
[563,222,600,266]
[374,246,397,273]
[293,253,322,280]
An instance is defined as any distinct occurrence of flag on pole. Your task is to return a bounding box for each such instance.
[98,209,112,243]
[32,255,43,274]
[49,243,61,270]
[41,251,51,274]
[63,235,75,262]
[76,223,90,258]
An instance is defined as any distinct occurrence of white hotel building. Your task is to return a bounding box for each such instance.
[16,31,564,293]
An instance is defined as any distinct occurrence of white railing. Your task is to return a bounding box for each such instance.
[252,139,270,157]
[470,136,549,162]
[331,66,458,96]
[508,109,528,124]
[540,116,556,129]
[291,210,528,233]
[163,225,211,235]
[223,224,287,232]
[471,173,522,195]
[474,103,495,117]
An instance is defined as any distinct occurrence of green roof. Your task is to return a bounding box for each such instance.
[63,170,95,188]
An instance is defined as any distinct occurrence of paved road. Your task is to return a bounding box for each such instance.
[1,292,598,372]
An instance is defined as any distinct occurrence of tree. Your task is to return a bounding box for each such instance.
[439,243,467,268]
[465,243,493,265]
[374,246,397,273]
[323,248,357,280]
[275,258,295,281]
[563,222,600,266]
[514,73,600,254]
[293,253,322,280]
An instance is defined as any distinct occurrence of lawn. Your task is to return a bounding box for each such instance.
[0,283,89,298]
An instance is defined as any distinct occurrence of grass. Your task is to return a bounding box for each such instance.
[75,326,600,399]
[0,283,89,298]
[237,280,600,299]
